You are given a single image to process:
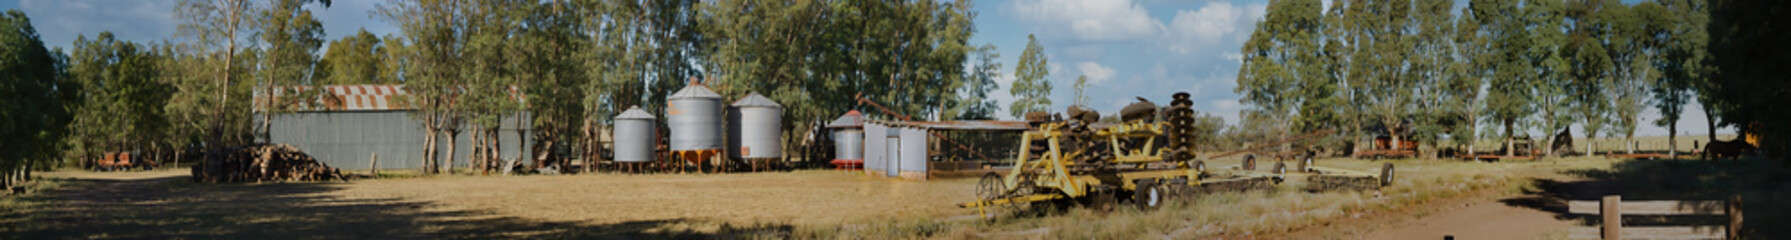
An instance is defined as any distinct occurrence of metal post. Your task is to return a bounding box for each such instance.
[1602,195,1621,240]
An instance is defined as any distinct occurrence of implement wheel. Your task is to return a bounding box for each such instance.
[1243,155,1257,170]
[1379,163,1396,186]
[1133,180,1163,211]
[1298,157,1314,173]
[976,173,1005,203]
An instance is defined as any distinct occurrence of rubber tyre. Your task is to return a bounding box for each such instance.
[1192,160,1206,173]
[1303,157,1318,172]
[1133,180,1163,211]
[1243,155,1257,170]
[1273,162,1287,175]
[1379,163,1396,187]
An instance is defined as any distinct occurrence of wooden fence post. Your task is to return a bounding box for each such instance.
[1730,195,1743,240]
[1603,195,1621,240]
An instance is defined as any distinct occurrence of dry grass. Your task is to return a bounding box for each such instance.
[793,157,1619,239]
[332,171,979,227]
[5,156,1679,239]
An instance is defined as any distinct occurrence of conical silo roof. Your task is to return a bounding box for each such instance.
[668,84,721,100]
[826,110,863,128]
[732,92,782,109]
[616,106,655,120]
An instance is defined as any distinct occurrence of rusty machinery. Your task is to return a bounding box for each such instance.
[959,93,1395,216]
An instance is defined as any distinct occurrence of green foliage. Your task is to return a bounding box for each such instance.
[1704,0,1788,161]
[0,10,70,181]
[316,29,387,84]
[64,32,175,166]
[1009,34,1052,118]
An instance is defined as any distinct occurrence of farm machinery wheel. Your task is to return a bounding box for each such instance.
[1246,155,1260,171]
[1379,163,1395,186]
[1273,162,1287,175]
[1132,179,1163,211]
[1298,157,1314,173]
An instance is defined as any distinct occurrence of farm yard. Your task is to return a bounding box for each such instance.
[3,0,1789,238]
[6,154,1782,239]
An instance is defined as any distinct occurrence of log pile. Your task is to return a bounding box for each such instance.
[191,144,347,183]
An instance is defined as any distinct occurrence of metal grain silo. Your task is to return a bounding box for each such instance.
[666,84,724,151]
[612,106,657,163]
[825,110,864,169]
[728,93,783,159]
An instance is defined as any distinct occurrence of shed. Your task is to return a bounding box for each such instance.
[860,119,1028,180]
[254,84,532,170]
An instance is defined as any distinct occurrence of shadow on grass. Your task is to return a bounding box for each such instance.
[0,176,793,239]
[1498,157,1789,238]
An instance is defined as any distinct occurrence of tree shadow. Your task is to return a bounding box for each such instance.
[0,176,794,239]
[1497,158,1789,238]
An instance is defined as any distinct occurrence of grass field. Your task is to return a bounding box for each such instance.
[3,153,1781,239]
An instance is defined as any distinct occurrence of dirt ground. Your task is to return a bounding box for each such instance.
[5,154,1778,239]
[2,169,975,239]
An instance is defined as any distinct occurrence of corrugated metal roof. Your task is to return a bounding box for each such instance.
[254,84,414,112]
[255,84,532,112]
[863,119,1029,131]
[616,106,655,120]
[731,92,782,108]
[668,84,721,100]
[826,110,863,128]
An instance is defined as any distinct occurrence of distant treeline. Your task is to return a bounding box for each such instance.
[1233,0,1787,160]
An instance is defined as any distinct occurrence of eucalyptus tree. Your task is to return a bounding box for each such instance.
[1448,6,1489,156]
[0,10,70,186]
[65,33,174,169]
[316,29,387,84]
[1469,0,1534,156]
[1563,0,1614,153]
[379,0,467,173]
[1237,0,1325,151]
[254,0,328,143]
[1409,0,1457,157]
[1009,34,1051,118]
[175,0,259,149]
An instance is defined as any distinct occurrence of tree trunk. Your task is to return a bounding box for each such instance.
[1669,123,1678,159]
[1504,119,1515,157]
[1703,102,1717,143]
[445,128,459,175]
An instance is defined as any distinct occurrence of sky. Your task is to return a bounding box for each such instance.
[2,0,1730,137]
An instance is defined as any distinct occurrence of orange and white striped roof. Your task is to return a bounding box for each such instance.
[256,84,414,112]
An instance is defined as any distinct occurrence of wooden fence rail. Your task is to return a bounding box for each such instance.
[1566,195,1742,240]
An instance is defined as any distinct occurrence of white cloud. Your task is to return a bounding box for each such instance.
[1207,99,1243,124]
[1163,2,1266,55]
[1076,62,1117,85]
[1008,0,1163,42]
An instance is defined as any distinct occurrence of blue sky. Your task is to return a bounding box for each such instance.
[3,0,1725,137]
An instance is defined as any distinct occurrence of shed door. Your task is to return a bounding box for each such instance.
[887,134,900,177]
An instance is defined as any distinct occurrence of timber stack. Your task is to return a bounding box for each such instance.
[192,144,347,183]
